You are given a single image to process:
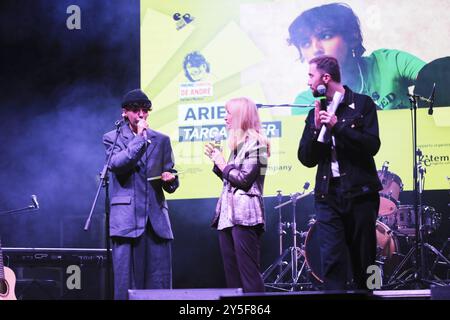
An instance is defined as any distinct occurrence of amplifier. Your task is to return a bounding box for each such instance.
[2,247,110,267]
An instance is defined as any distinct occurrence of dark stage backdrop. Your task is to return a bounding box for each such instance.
[0,0,449,299]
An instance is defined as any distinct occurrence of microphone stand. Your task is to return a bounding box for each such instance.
[384,94,444,289]
[0,202,38,216]
[83,119,123,300]
[256,103,313,109]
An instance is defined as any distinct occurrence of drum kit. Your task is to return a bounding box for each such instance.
[263,162,449,291]
[374,163,450,288]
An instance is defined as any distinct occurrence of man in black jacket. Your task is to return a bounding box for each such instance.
[298,55,382,290]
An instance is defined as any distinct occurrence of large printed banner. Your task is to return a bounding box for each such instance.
[141,0,450,199]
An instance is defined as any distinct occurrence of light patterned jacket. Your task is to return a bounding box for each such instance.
[211,138,268,230]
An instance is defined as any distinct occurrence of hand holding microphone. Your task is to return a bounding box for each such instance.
[204,134,226,171]
[137,118,148,140]
[315,84,337,129]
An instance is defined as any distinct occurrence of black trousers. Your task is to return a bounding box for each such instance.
[315,178,379,290]
[218,225,265,293]
[111,222,172,300]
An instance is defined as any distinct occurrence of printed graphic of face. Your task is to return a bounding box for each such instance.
[183,52,210,82]
[185,62,209,82]
[299,31,349,66]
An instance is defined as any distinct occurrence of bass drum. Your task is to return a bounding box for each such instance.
[375,220,411,280]
[375,220,398,260]
[304,220,408,283]
[304,221,352,284]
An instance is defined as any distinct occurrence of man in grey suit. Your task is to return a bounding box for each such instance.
[103,89,179,299]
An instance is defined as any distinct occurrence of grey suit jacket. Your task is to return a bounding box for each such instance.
[211,138,268,229]
[103,124,179,239]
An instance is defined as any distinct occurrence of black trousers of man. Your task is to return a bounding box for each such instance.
[315,177,379,290]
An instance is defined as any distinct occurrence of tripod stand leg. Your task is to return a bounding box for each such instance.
[425,243,450,266]
[424,242,450,282]
[296,256,309,284]
[262,249,290,281]
[274,260,294,284]
[387,246,416,285]
[291,247,298,283]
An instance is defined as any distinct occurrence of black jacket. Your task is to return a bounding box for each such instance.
[298,86,383,199]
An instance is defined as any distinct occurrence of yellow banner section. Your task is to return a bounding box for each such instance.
[141,0,450,199]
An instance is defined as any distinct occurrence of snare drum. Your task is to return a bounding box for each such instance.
[396,205,442,235]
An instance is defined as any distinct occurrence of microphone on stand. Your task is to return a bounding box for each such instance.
[303,181,310,192]
[115,113,127,127]
[31,195,39,209]
[428,83,436,115]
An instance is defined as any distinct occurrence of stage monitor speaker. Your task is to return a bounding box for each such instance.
[431,285,450,300]
[128,288,243,300]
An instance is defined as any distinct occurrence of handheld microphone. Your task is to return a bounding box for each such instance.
[213,132,222,150]
[317,84,328,111]
[316,84,330,143]
[428,82,436,115]
[137,119,151,144]
[31,195,39,209]
[382,161,389,172]
[143,129,148,141]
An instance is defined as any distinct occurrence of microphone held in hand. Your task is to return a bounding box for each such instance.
[317,84,328,111]
[142,129,148,141]
[316,84,329,143]
[137,119,151,143]
[213,132,223,150]
[382,161,389,173]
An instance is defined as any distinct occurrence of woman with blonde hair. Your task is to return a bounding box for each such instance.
[205,97,269,293]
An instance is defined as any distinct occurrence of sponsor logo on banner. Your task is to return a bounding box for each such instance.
[180,82,213,100]
[419,143,450,167]
[420,153,450,166]
[173,12,195,31]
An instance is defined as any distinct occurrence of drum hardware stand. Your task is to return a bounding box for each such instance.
[262,183,314,291]
[429,238,450,283]
[383,92,447,289]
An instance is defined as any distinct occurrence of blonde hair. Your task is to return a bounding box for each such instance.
[225,97,270,155]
